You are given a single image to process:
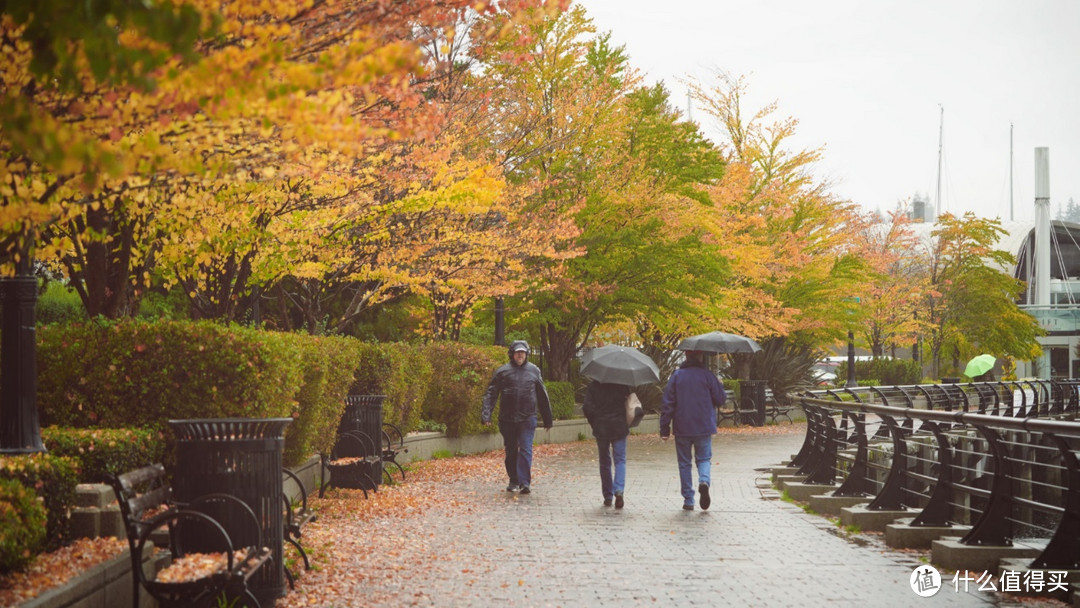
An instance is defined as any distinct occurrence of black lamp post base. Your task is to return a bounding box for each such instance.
[1,276,44,454]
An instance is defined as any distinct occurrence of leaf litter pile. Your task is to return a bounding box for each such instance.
[0,537,127,606]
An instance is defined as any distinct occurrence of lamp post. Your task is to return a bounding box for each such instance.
[494,296,505,346]
[844,295,861,389]
[0,273,44,454]
[846,330,857,388]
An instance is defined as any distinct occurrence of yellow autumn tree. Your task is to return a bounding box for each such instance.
[691,73,874,350]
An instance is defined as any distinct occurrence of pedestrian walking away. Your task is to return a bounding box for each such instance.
[660,350,726,510]
[481,340,553,494]
[582,381,632,508]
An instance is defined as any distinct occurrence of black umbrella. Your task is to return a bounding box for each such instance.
[676,331,762,354]
[580,346,661,387]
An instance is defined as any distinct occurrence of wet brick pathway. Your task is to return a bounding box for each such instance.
[337,427,1029,607]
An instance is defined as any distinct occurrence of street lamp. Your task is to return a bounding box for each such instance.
[844,296,861,389]
[494,296,505,346]
[846,330,857,388]
[0,273,45,454]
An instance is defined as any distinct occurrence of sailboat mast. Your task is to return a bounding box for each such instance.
[935,105,944,216]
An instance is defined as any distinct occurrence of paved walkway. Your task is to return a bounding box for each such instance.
[297,426,1050,607]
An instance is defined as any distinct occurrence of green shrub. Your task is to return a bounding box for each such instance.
[37,319,303,430]
[0,478,47,572]
[350,342,433,433]
[40,427,165,483]
[421,342,503,437]
[136,286,190,320]
[545,381,575,420]
[835,358,922,387]
[283,336,362,466]
[35,281,86,325]
[0,453,80,551]
[415,420,447,433]
[35,319,376,468]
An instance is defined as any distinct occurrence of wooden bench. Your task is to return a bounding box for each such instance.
[108,463,273,608]
[281,467,317,588]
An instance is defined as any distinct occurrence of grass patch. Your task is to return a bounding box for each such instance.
[431,449,454,459]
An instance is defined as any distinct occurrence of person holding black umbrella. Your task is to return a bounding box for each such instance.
[583,381,633,508]
[660,349,726,511]
[579,345,660,509]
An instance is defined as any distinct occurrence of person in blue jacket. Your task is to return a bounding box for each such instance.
[481,340,553,494]
[660,350,726,510]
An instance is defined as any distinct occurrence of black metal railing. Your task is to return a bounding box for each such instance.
[792,382,1080,573]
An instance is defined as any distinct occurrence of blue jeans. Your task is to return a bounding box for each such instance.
[596,436,627,499]
[499,416,537,487]
[675,435,712,505]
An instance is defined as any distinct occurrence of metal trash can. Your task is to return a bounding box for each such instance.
[169,417,292,607]
[340,395,386,440]
[338,395,386,486]
[740,380,767,426]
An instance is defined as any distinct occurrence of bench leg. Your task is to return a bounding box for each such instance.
[286,536,312,571]
[284,564,296,590]
[384,459,406,483]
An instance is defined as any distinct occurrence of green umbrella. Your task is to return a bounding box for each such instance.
[964,354,996,378]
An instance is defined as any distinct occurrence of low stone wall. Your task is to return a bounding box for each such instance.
[21,543,162,608]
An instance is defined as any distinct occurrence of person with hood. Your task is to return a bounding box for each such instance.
[481,340,553,494]
[582,381,632,508]
[660,350,725,510]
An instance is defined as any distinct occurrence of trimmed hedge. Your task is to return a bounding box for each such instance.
[0,453,79,551]
[350,342,433,433]
[35,319,366,468]
[0,478,46,572]
[35,320,577,468]
[545,381,575,420]
[37,319,301,428]
[421,342,504,437]
[40,427,165,483]
[284,336,362,466]
[836,358,922,387]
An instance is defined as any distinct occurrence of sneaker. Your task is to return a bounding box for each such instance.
[603,498,613,507]
[614,493,624,509]
[699,482,711,511]
[506,483,520,492]
[519,485,531,494]
[682,504,694,511]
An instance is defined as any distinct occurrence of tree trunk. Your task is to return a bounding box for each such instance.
[539,322,578,382]
[64,203,143,319]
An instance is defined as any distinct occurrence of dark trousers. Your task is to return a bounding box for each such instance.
[498,416,537,487]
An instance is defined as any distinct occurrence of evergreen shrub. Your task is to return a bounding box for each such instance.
[0,478,47,572]
[545,381,575,420]
[40,427,165,483]
[350,342,433,433]
[420,342,502,437]
[0,454,79,551]
[37,319,302,429]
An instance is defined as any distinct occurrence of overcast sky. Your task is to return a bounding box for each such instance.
[574,0,1080,224]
